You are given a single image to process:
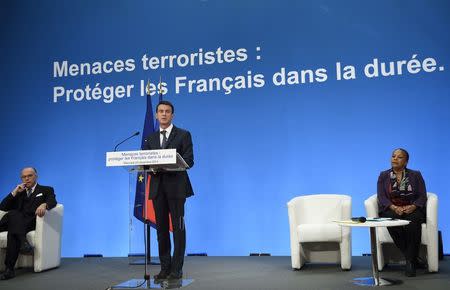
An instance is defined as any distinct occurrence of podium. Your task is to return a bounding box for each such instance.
[106,149,194,289]
[128,167,159,266]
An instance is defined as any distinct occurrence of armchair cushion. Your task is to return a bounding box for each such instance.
[297,224,342,243]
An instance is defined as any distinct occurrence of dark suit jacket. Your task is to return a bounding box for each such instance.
[0,184,57,215]
[377,169,427,211]
[0,184,57,232]
[143,125,194,199]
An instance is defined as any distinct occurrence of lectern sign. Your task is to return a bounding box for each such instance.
[106,149,176,167]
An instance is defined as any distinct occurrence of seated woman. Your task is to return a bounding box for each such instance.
[377,148,427,277]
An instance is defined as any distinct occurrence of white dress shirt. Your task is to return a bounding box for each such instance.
[159,123,173,147]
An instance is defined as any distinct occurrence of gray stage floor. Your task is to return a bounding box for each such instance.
[0,256,448,290]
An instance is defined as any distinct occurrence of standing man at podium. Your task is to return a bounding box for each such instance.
[144,100,194,281]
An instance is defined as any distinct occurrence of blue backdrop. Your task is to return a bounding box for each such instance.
[1,0,449,257]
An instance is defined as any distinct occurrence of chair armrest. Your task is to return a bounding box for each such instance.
[287,199,301,268]
[425,193,438,246]
[426,193,438,228]
[35,203,64,246]
[364,194,379,218]
[425,193,439,272]
[341,197,352,242]
[287,200,300,243]
[341,198,352,220]
[33,204,64,272]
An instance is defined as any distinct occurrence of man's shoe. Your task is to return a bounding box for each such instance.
[0,268,15,280]
[153,270,170,281]
[167,271,182,280]
[19,240,33,255]
[405,260,416,277]
[415,257,427,269]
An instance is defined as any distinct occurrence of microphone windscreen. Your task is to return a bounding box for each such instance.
[351,217,367,223]
[135,131,140,136]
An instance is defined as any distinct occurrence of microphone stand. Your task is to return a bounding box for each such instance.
[114,131,140,152]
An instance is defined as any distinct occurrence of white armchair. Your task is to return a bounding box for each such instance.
[0,204,64,272]
[287,194,352,270]
[364,193,438,272]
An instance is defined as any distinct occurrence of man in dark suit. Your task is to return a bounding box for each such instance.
[143,100,194,281]
[0,167,57,280]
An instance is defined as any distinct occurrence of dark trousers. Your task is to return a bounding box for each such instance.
[379,208,425,261]
[0,210,35,269]
[152,189,186,275]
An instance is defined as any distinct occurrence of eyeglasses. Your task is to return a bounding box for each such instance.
[21,174,35,179]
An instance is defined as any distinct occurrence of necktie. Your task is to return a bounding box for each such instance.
[161,130,168,148]
[27,189,32,197]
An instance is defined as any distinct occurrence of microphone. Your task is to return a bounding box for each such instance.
[114,131,140,151]
[351,217,367,223]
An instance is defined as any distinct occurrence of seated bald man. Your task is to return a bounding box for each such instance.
[0,167,57,280]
